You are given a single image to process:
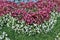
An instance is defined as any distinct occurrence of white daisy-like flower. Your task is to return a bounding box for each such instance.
[0,31,10,40]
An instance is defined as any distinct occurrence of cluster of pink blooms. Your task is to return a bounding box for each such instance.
[53,0,60,12]
[12,0,56,24]
[0,1,18,16]
[0,0,59,25]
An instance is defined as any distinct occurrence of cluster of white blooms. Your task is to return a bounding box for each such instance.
[0,11,60,36]
[41,11,59,33]
[55,32,60,40]
[11,11,60,36]
[0,31,10,40]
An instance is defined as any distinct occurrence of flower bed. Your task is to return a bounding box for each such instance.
[0,0,60,36]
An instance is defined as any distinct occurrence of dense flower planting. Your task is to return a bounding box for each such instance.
[53,0,60,12]
[0,0,60,36]
[0,11,59,36]
[0,0,58,25]
[0,1,18,16]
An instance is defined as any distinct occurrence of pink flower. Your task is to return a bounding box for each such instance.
[0,0,58,25]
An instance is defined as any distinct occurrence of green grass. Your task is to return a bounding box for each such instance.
[0,16,60,40]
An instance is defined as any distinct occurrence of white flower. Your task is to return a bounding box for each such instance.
[20,25,23,27]
[16,24,19,27]
[56,35,59,37]
[7,23,10,27]
[24,26,28,29]
[5,37,10,40]
[37,31,40,33]
[12,26,15,29]
[3,32,6,35]
[5,34,8,37]
[34,24,37,26]
[0,35,3,39]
